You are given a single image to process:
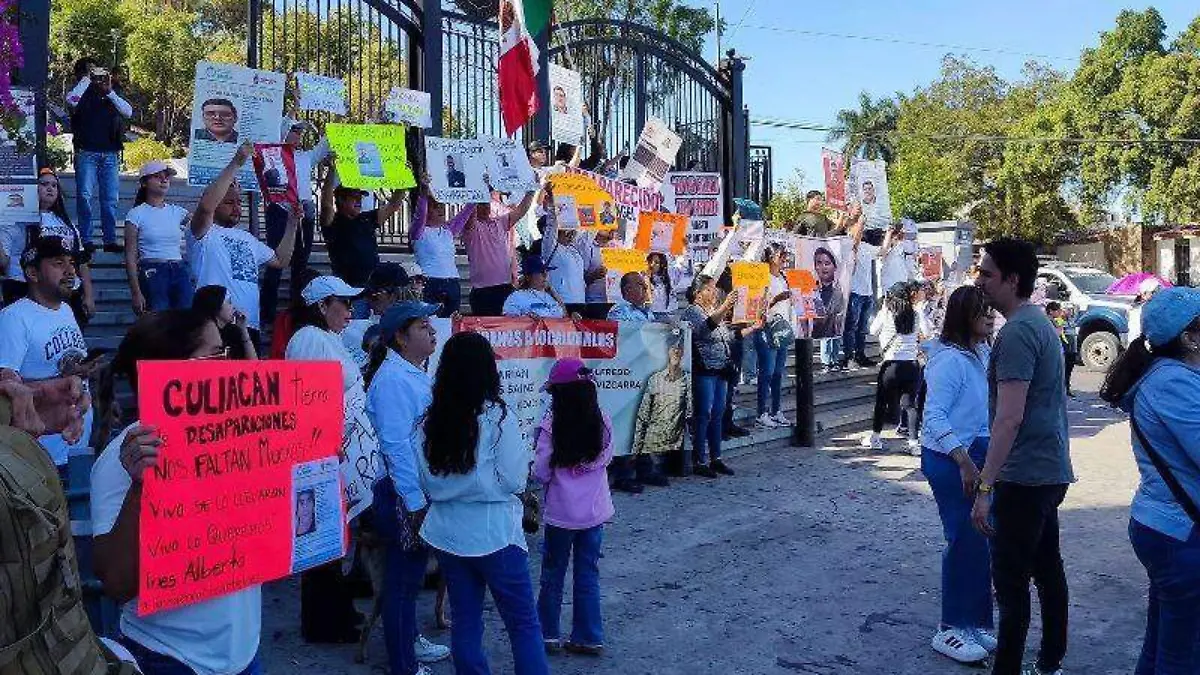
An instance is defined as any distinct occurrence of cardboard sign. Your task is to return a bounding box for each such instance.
[384,87,433,128]
[730,261,770,322]
[634,211,688,256]
[425,136,490,204]
[621,117,682,188]
[918,246,944,281]
[821,149,847,210]
[601,247,649,302]
[136,360,346,616]
[549,63,585,145]
[326,123,417,191]
[483,136,539,194]
[549,173,615,231]
[188,62,286,188]
[252,144,298,207]
[294,72,348,115]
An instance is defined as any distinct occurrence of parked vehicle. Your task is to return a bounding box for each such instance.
[1037,263,1130,371]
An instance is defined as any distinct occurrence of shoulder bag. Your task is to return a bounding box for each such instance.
[1131,408,1200,526]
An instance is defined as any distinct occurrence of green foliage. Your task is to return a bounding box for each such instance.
[122,137,175,173]
[44,135,72,173]
[828,92,899,162]
[763,169,808,226]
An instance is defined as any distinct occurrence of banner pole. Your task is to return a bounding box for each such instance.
[792,338,815,448]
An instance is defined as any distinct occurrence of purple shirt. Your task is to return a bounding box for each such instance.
[462,212,515,288]
[533,410,615,530]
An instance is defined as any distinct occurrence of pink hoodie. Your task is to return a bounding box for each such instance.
[533,410,615,530]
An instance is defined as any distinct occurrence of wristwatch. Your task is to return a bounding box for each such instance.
[975,479,994,495]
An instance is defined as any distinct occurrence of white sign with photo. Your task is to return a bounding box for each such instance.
[424,136,490,204]
[384,87,433,128]
[188,61,286,188]
[483,136,539,194]
[294,72,348,116]
[548,63,585,146]
[848,158,893,230]
[662,171,723,283]
[621,117,683,188]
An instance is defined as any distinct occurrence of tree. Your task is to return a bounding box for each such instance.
[124,8,209,144]
[828,91,899,162]
[764,169,808,226]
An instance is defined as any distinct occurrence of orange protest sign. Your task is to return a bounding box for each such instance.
[634,211,689,255]
[136,360,346,616]
[786,269,818,294]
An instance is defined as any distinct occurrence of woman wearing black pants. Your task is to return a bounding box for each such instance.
[863,282,922,453]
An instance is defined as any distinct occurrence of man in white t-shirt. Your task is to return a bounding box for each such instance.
[840,218,880,369]
[0,237,94,480]
[190,141,299,352]
[879,220,917,293]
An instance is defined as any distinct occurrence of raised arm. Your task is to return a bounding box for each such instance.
[193,141,253,239]
[507,186,537,225]
[377,189,407,226]
[266,204,301,270]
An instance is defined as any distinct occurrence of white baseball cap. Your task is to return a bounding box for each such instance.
[138,160,177,179]
[301,275,364,305]
[401,261,425,279]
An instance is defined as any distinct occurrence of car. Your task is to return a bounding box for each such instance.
[1037,263,1130,372]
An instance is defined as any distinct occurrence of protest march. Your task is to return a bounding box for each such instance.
[1,2,1198,675]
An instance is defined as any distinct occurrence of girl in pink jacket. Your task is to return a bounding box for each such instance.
[533,357,615,656]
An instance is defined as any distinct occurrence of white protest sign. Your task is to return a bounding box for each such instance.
[849,158,893,229]
[340,389,380,521]
[425,136,490,204]
[549,63,585,146]
[188,61,286,188]
[662,171,723,282]
[483,136,539,194]
[384,86,433,128]
[294,72,347,115]
[621,117,682,188]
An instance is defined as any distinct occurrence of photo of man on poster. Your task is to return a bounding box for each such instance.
[446,155,466,188]
[195,98,239,143]
[553,85,569,114]
[296,489,316,537]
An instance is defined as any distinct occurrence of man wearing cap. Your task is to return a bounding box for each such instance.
[504,256,568,319]
[191,142,300,350]
[261,118,321,329]
[123,160,192,313]
[364,300,450,675]
[319,164,407,289]
[68,63,133,252]
[0,237,95,483]
[343,262,410,370]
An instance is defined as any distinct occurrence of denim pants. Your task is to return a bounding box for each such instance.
[842,292,873,361]
[260,201,315,328]
[424,277,462,316]
[1130,518,1200,674]
[820,337,843,365]
[922,437,993,631]
[138,260,193,311]
[119,638,261,675]
[373,479,430,675]
[74,150,120,246]
[436,545,550,675]
[753,331,789,416]
[693,373,728,465]
[991,482,1070,675]
[538,524,604,646]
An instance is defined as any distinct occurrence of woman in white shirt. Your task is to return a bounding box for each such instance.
[753,242,794,429]
[647,251,683,318]
[124,160,193,314]
[417,331,550,675]
[283,275,370,644]
[864,280,922,452]
[503,255,570,319]
[410,175,471,316]
[90,309,263,675]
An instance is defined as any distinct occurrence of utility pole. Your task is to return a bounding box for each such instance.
[714,1,721,67]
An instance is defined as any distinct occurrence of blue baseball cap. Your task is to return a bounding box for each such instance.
[1144,287,1200,349]
[521,255,548,276]
[378,301,439,342]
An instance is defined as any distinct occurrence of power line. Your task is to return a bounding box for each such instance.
[751,117,1200,146]
[724,0,760,45]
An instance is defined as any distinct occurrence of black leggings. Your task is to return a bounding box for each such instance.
[872,360,921,432]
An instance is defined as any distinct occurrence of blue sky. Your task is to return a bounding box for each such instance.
[698,1,1198,196]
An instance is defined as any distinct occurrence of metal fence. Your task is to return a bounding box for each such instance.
[749,145,773,207]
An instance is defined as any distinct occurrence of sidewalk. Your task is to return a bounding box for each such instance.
[260,370,1147,674]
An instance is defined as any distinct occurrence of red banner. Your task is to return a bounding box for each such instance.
[457,317,619,360]
[822,148,847,210]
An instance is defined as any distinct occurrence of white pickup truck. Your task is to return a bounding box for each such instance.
[1036,263,1131,371]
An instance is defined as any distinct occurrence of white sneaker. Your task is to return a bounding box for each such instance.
[414,635,450,663]
[1021,668,1063,675]
[907,439,921,456]
[415,666,433,675]
[971,628,997,652]
[771,412,792,426]
[756,413,779,428]
[860,432,882,449]
[931,628,988,664]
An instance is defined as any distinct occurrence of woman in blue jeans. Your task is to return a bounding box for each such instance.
[681,274,762,478]
[416,331,549,675]
[123,160,193,313]
[1100,286,1200,674]
[753,242,794,428]
[919,285,997,664]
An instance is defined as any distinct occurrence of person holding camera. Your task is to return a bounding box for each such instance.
[67,58,134,253]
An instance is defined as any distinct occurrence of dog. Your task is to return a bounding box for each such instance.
[355,531,450,664]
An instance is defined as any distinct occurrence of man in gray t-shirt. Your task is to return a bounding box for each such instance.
[971,239,1073,675]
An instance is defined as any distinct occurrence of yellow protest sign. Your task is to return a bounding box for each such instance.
[730,261,770,322]
[549,173,616,231]
[634,211,688,255]
[601,247,649,301]
[325,123,416,190]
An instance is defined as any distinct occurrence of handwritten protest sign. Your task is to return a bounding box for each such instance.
[326,123,416,191]
[341,389,380,521]
[252,144,298,207]
[821,149,847,210]
[549,172,615,231]
[294,73,347,115]
[549,63,585,145]
[136,360,346,616]
[662,172,723,278]
[483,137,539,195]
[621,117,682,188]
[188,62,286,188]
[384,87,433,128]
[601,247,649,301]
[425,136,490,203]
[634,211,688,255]
[730,261,770,322]
[787,268,818,294]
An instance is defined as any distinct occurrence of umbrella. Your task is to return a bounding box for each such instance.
[1107,272,1172,295]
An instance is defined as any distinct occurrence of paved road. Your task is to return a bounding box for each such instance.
[261,371,1149,674]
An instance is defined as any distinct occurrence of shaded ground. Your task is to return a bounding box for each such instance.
[262,371,1147,674]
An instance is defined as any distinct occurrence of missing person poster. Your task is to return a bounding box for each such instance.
[0,88,36,180]
[662,172,723,277]
[0,184,38,263]
[634,211,688,256]
[848,158,892,230]
[729,261,770,323]
[792,236,853,339]
[918,246,944,281]
[566,167,664,241]
[252,144,298,207]
[821,149,847,210]
[601,248,649,302]
[294,72,348,116]
[425,136,490,203]
[621,117,682,188]
[549,172,615,232]
[326,123,417,191]
[188,62,287,188]
[384,87,433,128]
[429,318,691,457]
[135,360,346,615]
[483,136,539,194]
[548,63,585,146]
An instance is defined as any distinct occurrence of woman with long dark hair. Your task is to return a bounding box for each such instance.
[417,332,549,675]
[646,251,680,317]
[753,242,794,429]
[192,284,258,360]
[89,310,267,675]
[919,285,997,664]
[864,281,922,452]
[123,161,193,313]
[1099,287,1200,673]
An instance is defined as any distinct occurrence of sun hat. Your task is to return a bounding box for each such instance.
[138,160,177,179]
[300,275,364,305]
[1143,286,1200,349]
[544,357,594,390]
[378,301,440,342]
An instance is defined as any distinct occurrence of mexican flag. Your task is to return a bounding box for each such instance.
[499,0,551,137]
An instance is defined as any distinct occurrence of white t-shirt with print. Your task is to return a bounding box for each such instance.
[188,226,274,330]
[766,273,791,321]
[126,203,189,261]
[90,424,261,675]
[0,298,94,465]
